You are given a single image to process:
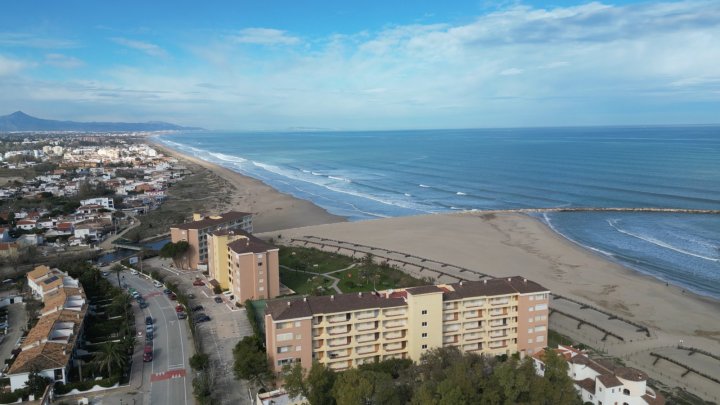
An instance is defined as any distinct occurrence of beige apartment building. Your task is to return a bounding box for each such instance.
[265,276,549,373]
[169,211,252,269]
[207,229,280,301]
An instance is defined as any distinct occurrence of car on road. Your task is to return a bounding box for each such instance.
[146,324,153,333]
[143,345,153,362]
[145,316,153,325]
[163,289,172,295]
[177,312,187,320]
[130,270,138,275]
[192,305,204,312]
[139,301,148,309]
[194,314,211,323]
[192,279,205,286]
[101,271,109,277]
[146,330,153,341]
[175,304,184,313]
[214,296,223,303]
[169,293,177,300]
[153,280,162,288]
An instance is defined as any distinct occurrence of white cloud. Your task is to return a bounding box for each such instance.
[229,28,300,46]
[45,53,84,68]
[0,54,27,75]
[0,33,77,48]
[111,37,168,57]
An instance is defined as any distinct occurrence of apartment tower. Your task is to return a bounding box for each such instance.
[264,276,549,373]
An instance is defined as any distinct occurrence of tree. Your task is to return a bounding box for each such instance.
[25,369,51,398]
[93,342,126,377]
[540,349,581,405]
[232,336,272,387]
[332,369,400,405]
[190,353,210,371]
[110,263,124,288]
[283,362,336,405]
[160,241,191,269]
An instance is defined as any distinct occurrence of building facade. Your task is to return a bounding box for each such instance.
[533,345,664,405]
[264,276,549,374]
[207,229,280,301]
[169,211,253,270]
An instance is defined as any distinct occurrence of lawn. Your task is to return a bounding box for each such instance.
[279,246,355,274]
[280,267,335,295]
[335,264,427,293]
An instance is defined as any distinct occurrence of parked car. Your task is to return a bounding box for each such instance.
[186,293,195,299]
[192,279,205,286]
[177,312,187,320]
[192,305,204,312]
[214,296,223,304]
[153,281,162,288]
[169,293,177,301]
[194,314,211,323]
[130,270,138,275]
[175,305,184,313]
[146,324,153,334]
[146,330,153,340]
[101,271,109,277]
[143,345,153,362]
[163,289,172,295]
[139,301,148,309]
[145,316,153,325]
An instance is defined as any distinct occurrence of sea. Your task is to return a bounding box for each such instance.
[156,127,720,299]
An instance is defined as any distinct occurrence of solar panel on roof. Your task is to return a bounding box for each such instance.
[43,276,59,284]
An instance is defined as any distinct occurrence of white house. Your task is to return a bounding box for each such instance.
[533,345,664,405]
[16,219,37,230]
[79,197,115,211]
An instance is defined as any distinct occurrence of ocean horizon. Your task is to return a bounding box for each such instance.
[157,127,720,299]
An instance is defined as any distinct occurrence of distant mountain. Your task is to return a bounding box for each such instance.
[0,111,202,132]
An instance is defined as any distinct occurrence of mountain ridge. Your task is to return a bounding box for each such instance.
[0,111,202,132]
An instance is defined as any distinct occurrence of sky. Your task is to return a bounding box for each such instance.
[0,0,719,130]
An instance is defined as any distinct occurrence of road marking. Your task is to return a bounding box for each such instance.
[151,369,187,382]
[201,290,208,298]
[168,363,185,370]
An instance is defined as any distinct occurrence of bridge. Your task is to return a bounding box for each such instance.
[462,207,720,215]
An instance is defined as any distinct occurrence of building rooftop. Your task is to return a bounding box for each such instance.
[267,291,406,320]
[226,232,277,255]
[172,211,252,231]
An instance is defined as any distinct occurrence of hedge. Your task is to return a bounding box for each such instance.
[54,376,119,395]
[0,388,28,404]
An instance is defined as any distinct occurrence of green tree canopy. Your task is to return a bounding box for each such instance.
[232,335,272,387]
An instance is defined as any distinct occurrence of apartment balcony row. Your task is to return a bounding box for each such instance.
[463,309,484,320]
[356,344,380,355]
[463,342,483,352]
[356,332,379,343]
[383,330,406,340]
[488,340,509,350]
[383,341,407,352]
[313,307,408,325]
[489,297,512,306]
[383,320,407,329]
[328,360,351,371]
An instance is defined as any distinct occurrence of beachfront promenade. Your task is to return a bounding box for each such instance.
[470,207,720,215]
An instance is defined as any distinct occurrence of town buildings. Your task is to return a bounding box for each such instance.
[7,266,87,392]
[533,345,664,405]
[264,276,549,374]
[207,229,280,301]
[170,211,253,270]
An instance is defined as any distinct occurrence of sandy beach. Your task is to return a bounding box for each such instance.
[150,140,346,233]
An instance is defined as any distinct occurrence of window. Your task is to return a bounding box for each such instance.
[277,332,293,341]
[295,321,301,327]
[422,333,428,338]
[421,344,428,349]
[534,304,548,311]
[421,310,427,315]
[295,334,302,339]
[535,336,544,343]
[259,286,265,291]
[623,389,630,395]
[528,338,533,344]
[277,358,295,366]
[528,328,533,334]
[259,278,264,283]
[534,326,546,332]
[296,346,302,351]
[258,262,263,266]
[421,322,427,327]
[277,346,291,353]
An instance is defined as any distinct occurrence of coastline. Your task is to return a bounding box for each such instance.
[148,138,346,233]
[149,137,720,341]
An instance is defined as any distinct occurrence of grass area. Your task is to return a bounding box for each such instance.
[547,329,576,348]
[279,246,355,274]
[279,246,429,296]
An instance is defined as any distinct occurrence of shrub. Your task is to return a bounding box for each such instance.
[54,376,119,395]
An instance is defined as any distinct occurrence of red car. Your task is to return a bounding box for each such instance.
[192,279,205,287]
[143,345,153,362]
[169,293,177,300]
[175,304,184,313]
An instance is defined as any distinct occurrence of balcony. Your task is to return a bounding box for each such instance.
[443,302,458,311]
[383,331,405,340]
[488,341,508,349]
[328,349,350,359]
[328,337,351,347]
[383,308,407,318]
[356,333,378,343]
[328,325,351,335]
[464,299,485,308]
[463,321,482,331]
[383,320,407,329]
[443,313,459,322]
[329,360,350,371]
[312,328,324,337]
[383,342,406,352]
[463,343,481,352]
[464,332,483,341]
[463,310,480,320]
[313,340,324,350]
[443,335,458,344]
[489,320,507,329]
[356,310,377,320]
[328,314,350,323]
[356,345,378,355]
[490,298,510,306]
[443,325,460,334]
[356,322,378,332]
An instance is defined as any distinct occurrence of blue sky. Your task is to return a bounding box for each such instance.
[1,0,719,130]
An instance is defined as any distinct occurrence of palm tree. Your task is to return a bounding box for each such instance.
[111,263,124,288]
[93,342,127,377]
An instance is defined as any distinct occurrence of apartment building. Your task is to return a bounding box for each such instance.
[533,345,664,405]
[207,229,280,301]
[264,276,549,373]
[170,211,253,270]
[8,267,87,392]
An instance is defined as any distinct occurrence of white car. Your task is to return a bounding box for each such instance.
[130,270,138,275]
[153,281,162,288]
